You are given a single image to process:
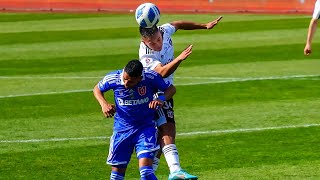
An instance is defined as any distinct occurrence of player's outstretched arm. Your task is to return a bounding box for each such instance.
[93,85,116,118]
[170,16,223,31]
[153,45,193,78]
[304,18,318,55]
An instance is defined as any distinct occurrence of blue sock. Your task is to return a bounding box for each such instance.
[110,171,124,180]
[140,166,157,180]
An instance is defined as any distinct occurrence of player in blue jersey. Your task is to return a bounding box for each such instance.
[93,60,176,180]
[138,16,223,180]
[304,0,320,55]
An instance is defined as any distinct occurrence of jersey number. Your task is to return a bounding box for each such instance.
[163,101,173,110]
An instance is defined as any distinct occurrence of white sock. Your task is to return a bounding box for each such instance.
[162,144,182,173]
[152,157,160,171]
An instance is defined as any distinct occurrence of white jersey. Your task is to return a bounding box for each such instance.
[139,23,176,84]
[313,0,320,19]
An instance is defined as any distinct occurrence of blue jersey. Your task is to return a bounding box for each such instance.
[98,69,172,132]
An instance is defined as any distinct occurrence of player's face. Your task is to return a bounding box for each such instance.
[123,72,142,89]
[142,31,163,51]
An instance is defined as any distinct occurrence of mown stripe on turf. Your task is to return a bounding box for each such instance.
[177,124,320,136]
[161,14,308,23]
[0,28,140,45]
[0,74,318,99]
[0,13,111,23]
[0,34,316,67]
[0,16,138,33]
[0,44,317,76]
[0,18,310,45]
[178,59,320,78]
[1,123,319,143]
[175,18,310,35]
[0,13,307,24]
[0,14,308,33]
[0,28,309,56]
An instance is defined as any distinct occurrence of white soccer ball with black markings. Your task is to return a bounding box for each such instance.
[135,3,160,28]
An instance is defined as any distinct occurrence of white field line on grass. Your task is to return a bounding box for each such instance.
[1,123,319,143]
[0,89,91,98]
[0,74,319,99]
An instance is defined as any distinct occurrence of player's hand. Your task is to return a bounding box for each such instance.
[101,103,116,118]
[176,44,193,61]
[304,44,312,55]
[206,16,223,29]
[149,100,163,109]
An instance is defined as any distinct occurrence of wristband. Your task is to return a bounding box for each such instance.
[158,95,166,101]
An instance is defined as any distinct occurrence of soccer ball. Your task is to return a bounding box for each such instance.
[135,3,160,28]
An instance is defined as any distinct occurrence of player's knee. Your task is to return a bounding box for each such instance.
[158,122,176,134]
[160,130,176,139]
[111,165,127,174]
[161,134,175,145]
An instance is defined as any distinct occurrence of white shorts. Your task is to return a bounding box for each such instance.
[312,0,320,19]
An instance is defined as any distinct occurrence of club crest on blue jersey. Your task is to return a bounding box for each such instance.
[138,86,147,96]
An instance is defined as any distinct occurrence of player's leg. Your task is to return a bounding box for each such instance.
[157,121,180,172]
[135,125,159,180]
[139,158,158,180]
[152,133,163,171]
[107,131,134,180]
[155,98,180,173]
[160,122,198,180]
[156,99,198,180]
[151,114,166,172]
[152,96,174,171]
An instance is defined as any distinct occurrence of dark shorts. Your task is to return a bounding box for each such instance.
[155,98,175,127]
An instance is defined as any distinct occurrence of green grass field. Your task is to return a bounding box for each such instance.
[0,12,320,179]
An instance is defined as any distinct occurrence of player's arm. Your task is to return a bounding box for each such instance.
[148,72,176,109]
[162,84,176,100]
[170,16,223,31]
[149,85,176,109]
[93,84,116,118]
[305,0,320,55]
[304,18,318,55]
[153,44,193,78]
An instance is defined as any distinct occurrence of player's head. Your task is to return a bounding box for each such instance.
[140,25,163,51]
[123,59,143,89]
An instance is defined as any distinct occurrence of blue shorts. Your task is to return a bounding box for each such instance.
[106,125,159,167]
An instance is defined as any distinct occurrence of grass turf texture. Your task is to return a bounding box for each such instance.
[0,12,320,179]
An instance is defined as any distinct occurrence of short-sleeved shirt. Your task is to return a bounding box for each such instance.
[139,23,176,84]
[313,0,320,19]
[98,69,172,132]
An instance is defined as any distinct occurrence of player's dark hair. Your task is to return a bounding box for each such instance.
[124,59,143,77]
[139,25,159,38]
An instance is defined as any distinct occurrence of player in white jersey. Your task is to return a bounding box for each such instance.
[139,16,223,180]
[304,0,320,55]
